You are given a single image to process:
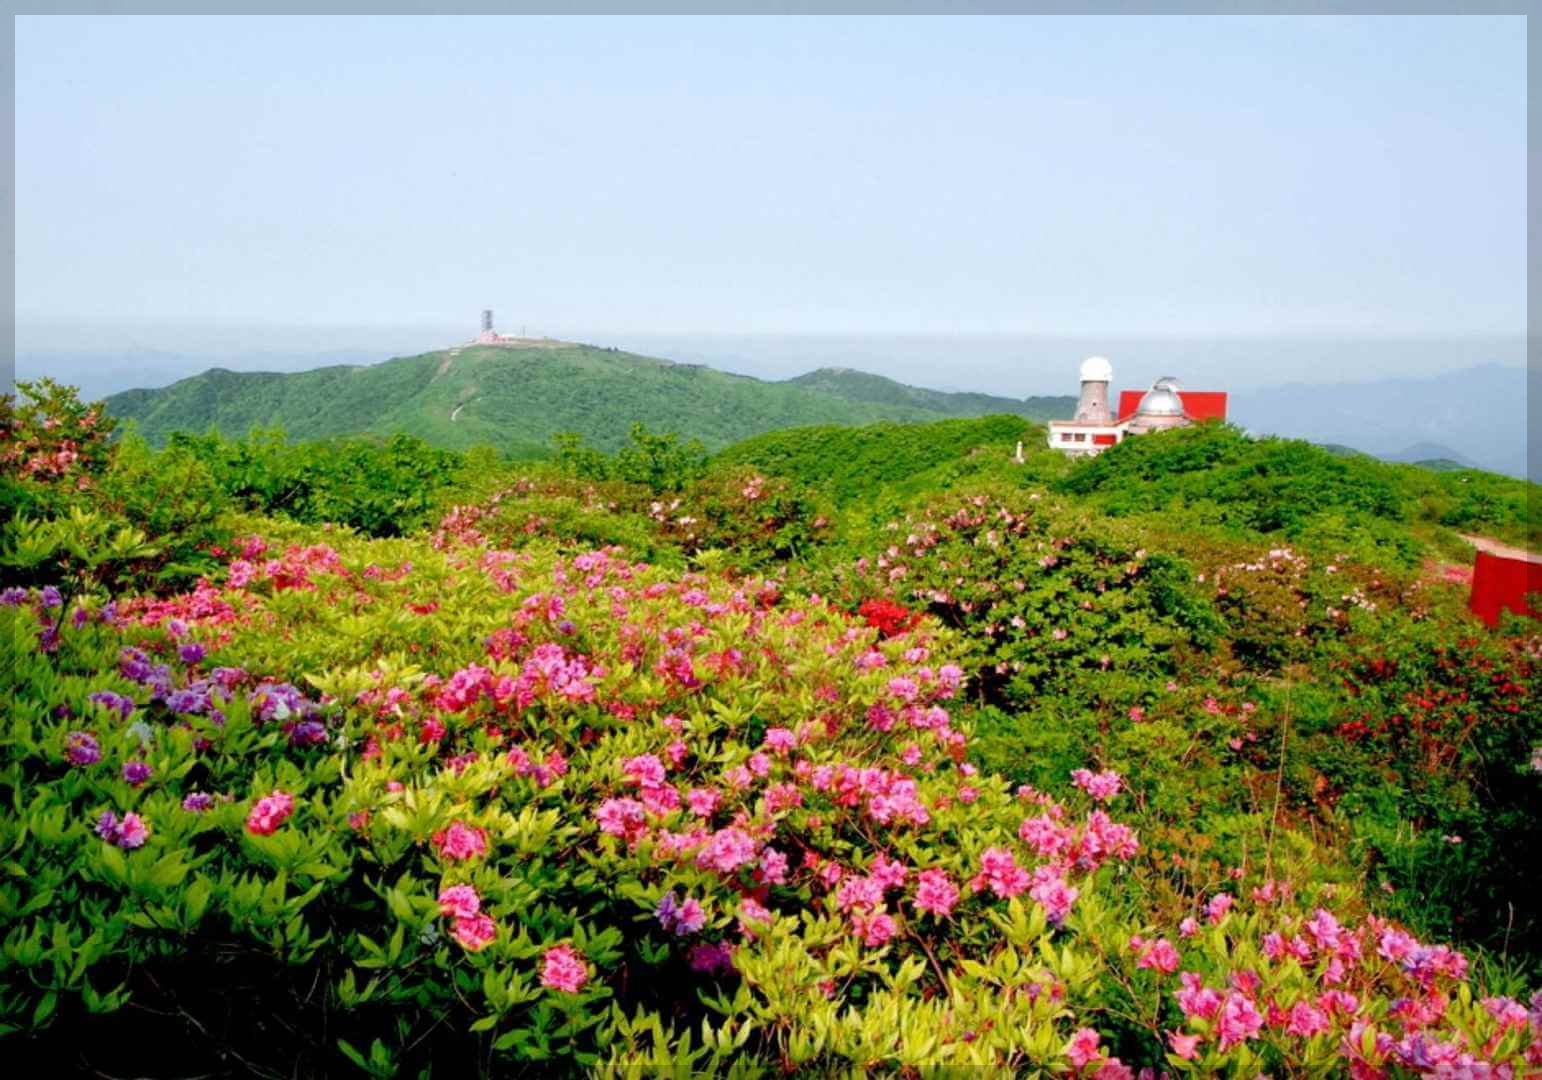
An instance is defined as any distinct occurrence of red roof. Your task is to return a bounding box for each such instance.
[1116,389,1228,423]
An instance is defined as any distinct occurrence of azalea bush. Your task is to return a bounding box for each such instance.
[3,516,1538,1075]
[167,428,468,538]
[802,486,1220,707]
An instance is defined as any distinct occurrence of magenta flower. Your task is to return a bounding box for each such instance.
[687,940,734,975]
[433,821,488,862]
[540,944,588,993]
[95,810,150,849]
[116,813,150,849]
[851,910,896,948]
[761,727,796,753]
[451,913,496,951]
[656,891,706,936]
[1167,1031,1201,1060]
[1070,768,1123,802]
[1216,991,1263,1050]
[246,790,295,835]
[1065,1027,1102,1069]
[596,797,648,843]
[438,884,481,920]
[913,869,959,918]
[621,753,666,787]
[122,760,152,786]
[695,827,759,874]
[970,847,1030,899]
[1205,892,1235,924]
[1029,875,1079,927]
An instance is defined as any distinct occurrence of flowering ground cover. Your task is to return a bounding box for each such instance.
[2,382,1540,1076]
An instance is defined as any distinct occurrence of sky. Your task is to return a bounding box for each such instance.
[14,14,1529,390]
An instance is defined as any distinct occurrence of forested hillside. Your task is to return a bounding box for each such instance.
[104,344,1066,454]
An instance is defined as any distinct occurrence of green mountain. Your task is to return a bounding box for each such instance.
[104,343,1071,455]
[787,366,1073,420]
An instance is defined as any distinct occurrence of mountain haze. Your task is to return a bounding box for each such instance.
[104,342,1071,454]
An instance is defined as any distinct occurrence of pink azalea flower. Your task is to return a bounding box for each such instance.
[913,868,959,918]
[1133,936,1180,974]
[1065,1027,1102,1069]
[1070,768,1123,801]
[115,812,151,849]
[761,727,796,753]
[1029,875,1079,927]
[245,790,295,836]
[852,910,896,947]
[1167,1031,1201,1060]
[541,944,588,993]
[1216,991,1263,1050]
[970,847,1030,899]
[685,787,721,817]
[451,913,496,951]
[596,797,648,843]
[1205,892,1234,924]
[622,753,666,786]
[433,821,488,862]
[437,883,481,920]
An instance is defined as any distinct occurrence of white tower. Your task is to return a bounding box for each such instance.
[1074,356,1113,424]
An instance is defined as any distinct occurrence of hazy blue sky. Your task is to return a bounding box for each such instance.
[16,15,1527,355]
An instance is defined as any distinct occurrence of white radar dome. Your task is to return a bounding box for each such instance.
[1079,356,1113,382]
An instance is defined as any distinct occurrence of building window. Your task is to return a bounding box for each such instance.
[1061,433,1072,442]
[1074,433,1086,443]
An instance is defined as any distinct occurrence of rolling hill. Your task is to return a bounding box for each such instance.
[103,342,1076,454]
[786,367,1072,420]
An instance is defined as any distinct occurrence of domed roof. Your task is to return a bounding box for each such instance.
[1137,377,1185,417]
[1079,355,1113,383]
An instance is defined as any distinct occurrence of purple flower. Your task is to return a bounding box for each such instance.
[100,601,117,624]
[210,667,247,690]
[0,587,26,606]
[656,890,707,936]
[122,760,152,786]
[166,618,188,638]
[118,647,170,692]
[88,690,136,720]
[95,810,120,841]
[71,607,90,628]
[38,623,59,652]
[65,731,101,767]
[289,719,328,747]
[250,682,320,724]
[165,687,211,715]
[178,642,206,665]
[40,586,62,609]
[182,792,215,813]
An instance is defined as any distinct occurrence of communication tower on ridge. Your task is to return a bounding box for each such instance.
[476,309,499,344]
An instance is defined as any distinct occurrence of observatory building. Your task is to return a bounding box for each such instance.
[1046,357,1227,457]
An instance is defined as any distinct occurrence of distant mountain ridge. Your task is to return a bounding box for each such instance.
[1229,363,1530,479]
[103,342,1071,454]
[786,367,1072,420]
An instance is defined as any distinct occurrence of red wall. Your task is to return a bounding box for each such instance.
[1469,550,1542,627]
[1115,389,1228,422]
